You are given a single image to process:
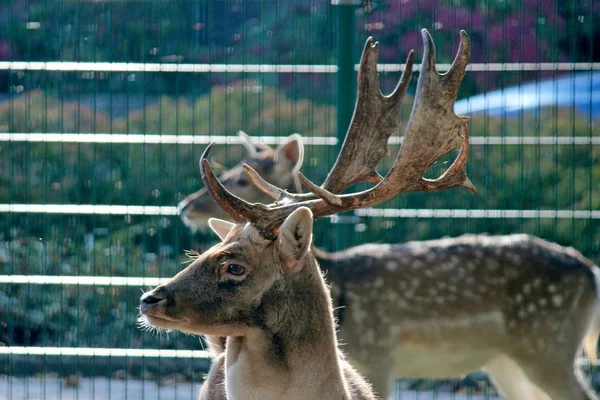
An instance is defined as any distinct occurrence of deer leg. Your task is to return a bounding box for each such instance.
[517,357,598,400]
[484,355,549,400]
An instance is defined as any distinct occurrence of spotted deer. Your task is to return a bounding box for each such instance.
[140,30,479,399]
[178,44,600,400]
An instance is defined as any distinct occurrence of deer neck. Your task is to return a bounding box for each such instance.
[224,256,350,400]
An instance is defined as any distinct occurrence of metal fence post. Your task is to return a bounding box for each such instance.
[333,0,360,140]
[331,0,361,251]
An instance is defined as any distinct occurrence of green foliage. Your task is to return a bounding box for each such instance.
[0,84,335,209]
[0,90,110,133]
[111,84,336,136]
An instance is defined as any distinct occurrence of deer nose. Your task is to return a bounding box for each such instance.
[141,292,163,305]
[140,287,168,306]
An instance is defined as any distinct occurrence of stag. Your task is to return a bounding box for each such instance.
[140,29,477,399]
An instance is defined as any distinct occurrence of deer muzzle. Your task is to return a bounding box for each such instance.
[140,285,175,317]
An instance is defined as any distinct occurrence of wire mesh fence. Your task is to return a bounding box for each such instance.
[0,0,598,399]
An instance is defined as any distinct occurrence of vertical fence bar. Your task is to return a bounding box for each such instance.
[331,0,360,251]
[333,0,359,141]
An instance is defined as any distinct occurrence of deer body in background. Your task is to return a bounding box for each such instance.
[140,29,482,399]
[316,234,600,400]
[179,136,600,397]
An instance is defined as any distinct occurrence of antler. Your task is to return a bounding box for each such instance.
[200,29,476,239]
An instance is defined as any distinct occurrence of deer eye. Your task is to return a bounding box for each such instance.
[226,264,246,276]
[237,178,249,187]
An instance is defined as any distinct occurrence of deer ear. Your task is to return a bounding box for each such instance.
[208,218,236,241]
[277,207,313,273]
[275,134,304,193]
[275,134,304,172]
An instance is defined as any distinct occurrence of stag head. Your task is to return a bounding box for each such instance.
[140,207,315,336]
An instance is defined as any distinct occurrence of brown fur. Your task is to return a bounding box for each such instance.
[198,353,226,400]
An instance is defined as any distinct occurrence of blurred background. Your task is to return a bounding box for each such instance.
[0,0,598,399]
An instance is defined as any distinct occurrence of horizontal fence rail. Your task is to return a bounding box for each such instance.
[1,133,598,146]
[0,346,595,366]
[0,133,337,145]
[1,61,599,73]
[0,347,210,359]
[356,209,600,219]
[0,275,168,286]
[1,204,598,219]
[0,204,179,215]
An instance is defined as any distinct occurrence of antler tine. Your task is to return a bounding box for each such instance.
[318,37,415,194]
[297,172,343,206]
[200,143,273,227]
[443,30,471,91]
[243,163,286,201]
[243,163,317,203]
